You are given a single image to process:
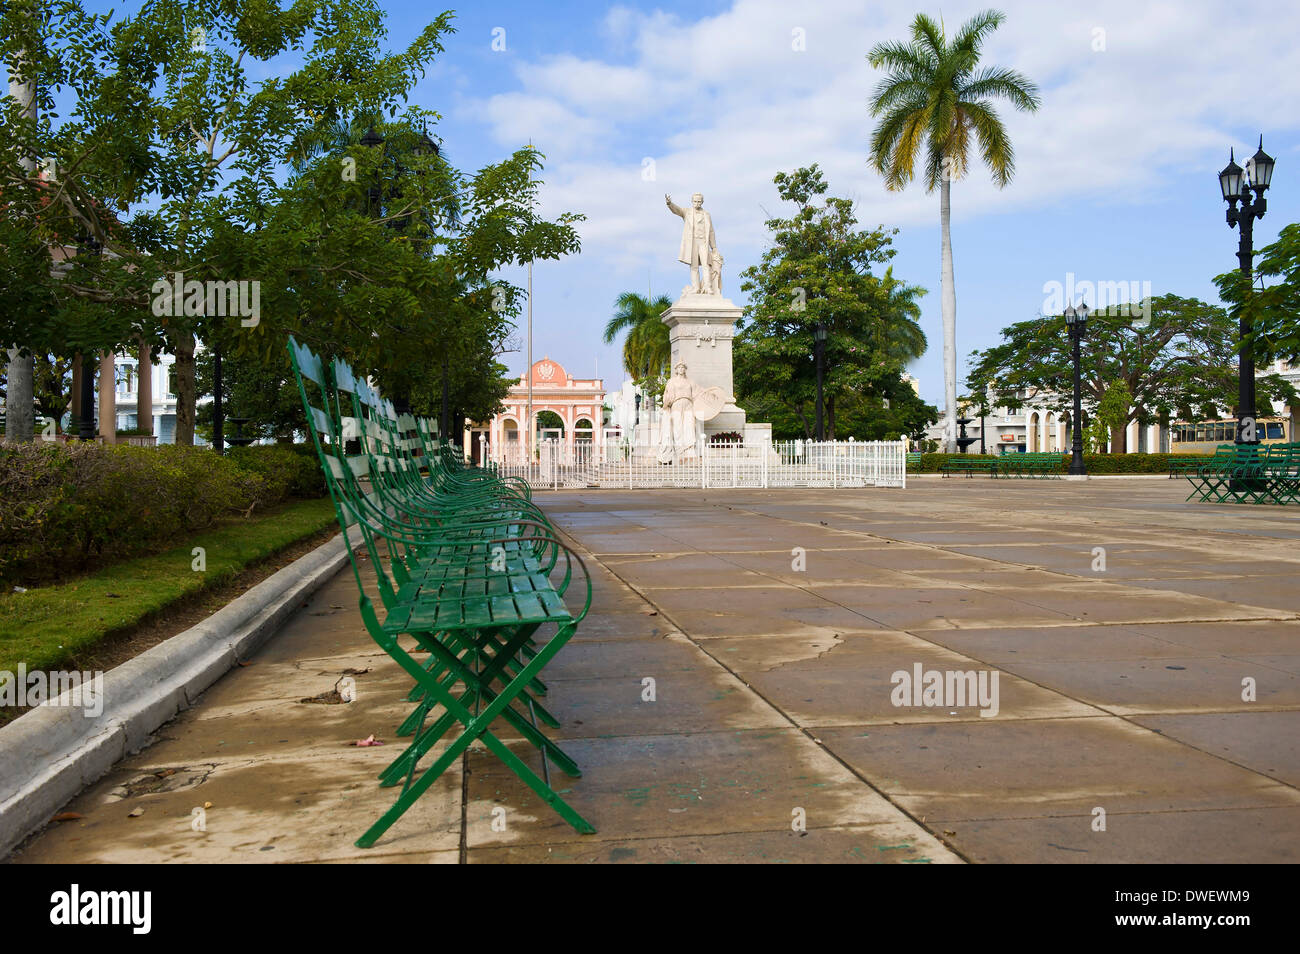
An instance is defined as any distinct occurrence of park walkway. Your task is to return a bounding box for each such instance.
[12,479,1300,863]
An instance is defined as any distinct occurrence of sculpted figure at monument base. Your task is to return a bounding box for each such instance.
[657,362,728,464]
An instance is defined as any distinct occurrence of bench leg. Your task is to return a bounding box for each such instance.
[356,622,594,848]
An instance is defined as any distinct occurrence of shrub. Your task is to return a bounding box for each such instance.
[914,452,1209,475]
[0,441,324,586]
[226,444,326,500]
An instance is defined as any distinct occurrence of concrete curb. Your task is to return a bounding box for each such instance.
[0,527,358,859]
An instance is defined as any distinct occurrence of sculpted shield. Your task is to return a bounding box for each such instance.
[692,386,729,422]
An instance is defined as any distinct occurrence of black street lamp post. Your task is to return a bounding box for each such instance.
[77,352,96,441]
[814,323,827,441]
[1064,301,1090,476]
[1218,137,1275,445]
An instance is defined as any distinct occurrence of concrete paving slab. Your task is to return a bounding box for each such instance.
[462,728,955,861]
[536,668,791,738]
[996,655,1300,714]
[1123,619,1300,655]
[11,748,462,863]
[468,823,952,864]
[933,805,1300,863]
[916,624,1203,663]
[815,717,1300,822]
[1131,711,1300,787]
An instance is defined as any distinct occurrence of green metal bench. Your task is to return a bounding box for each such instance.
[941,456,999,478]
[1185,445,1264,503]
[288,336,596,848]
[1196,442,1300,505]
[906,452,922,471]
[997,452,1064,479]
[1168,448,1228,480]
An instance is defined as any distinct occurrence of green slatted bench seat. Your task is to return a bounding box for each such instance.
[288,335,596,849]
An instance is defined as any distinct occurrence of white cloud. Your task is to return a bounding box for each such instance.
[455,0,1300,395]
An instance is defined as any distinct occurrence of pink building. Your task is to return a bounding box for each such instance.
[466,357,605,465]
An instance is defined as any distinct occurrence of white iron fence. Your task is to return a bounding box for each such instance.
[488,438,906,491]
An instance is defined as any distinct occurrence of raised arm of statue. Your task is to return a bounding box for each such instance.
[665,194,685,218]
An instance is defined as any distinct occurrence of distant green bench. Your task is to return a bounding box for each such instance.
[997,452,1063,479]
[1168,447,1229,479]
[941,453,1063,479]
[941,456,998,478]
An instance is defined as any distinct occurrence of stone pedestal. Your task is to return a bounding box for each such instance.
[660,293,748,437]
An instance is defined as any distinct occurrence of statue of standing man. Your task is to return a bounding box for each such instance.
[666,192,717,295]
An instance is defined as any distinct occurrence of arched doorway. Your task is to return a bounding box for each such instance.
[574,416,594,464]
[501,418,519,463]
[1027,412,1039,452]
[535,409,565,445]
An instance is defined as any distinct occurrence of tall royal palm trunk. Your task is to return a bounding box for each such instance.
[939,175,957,452]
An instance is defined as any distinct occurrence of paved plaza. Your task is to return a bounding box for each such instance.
[13,478,1300,864]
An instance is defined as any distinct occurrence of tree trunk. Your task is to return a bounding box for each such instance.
[70,353,83,422]
[1110,423,1127,454]
[4,348,35,443]
[137,339,152,436]
[171,332,196,445]
[5,58,36,443]
[939,175,958,453]
[795,405,812,440]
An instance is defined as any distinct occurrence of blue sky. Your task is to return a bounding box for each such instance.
[83,0,1300,407]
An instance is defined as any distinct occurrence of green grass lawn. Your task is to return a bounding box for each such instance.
[0,497,338,675]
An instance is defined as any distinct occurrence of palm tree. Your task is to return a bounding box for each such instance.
[867,9,1040,451]
[602,291,673,395]
[878,266,928,364]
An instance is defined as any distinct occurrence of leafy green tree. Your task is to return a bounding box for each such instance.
[1215,221,1300,368]
[195,347,304,444]
[735,165,934,440]
[967,294,1297,451]
[2,0,457,443]
[602,292,673,400]
[225,131,579,442]
[867,9,1040,451]
[1096,379,1132,451]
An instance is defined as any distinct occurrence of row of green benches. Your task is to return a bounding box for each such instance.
[940,453,1063,479]
[1181,442,1300,505]
[288,336,596,848]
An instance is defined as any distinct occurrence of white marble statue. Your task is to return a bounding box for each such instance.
[657,362,730,463]
[665,192,717,295]
[658,363,699,463]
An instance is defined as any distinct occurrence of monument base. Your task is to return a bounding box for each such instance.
[660,292,775,441]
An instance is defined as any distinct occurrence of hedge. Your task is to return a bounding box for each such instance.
[911,452,1209,475]
[0,442,326,586]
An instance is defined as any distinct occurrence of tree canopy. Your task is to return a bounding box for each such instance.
[734,164,936,440]
[966,293,1298,450]
[1,2,582,444]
